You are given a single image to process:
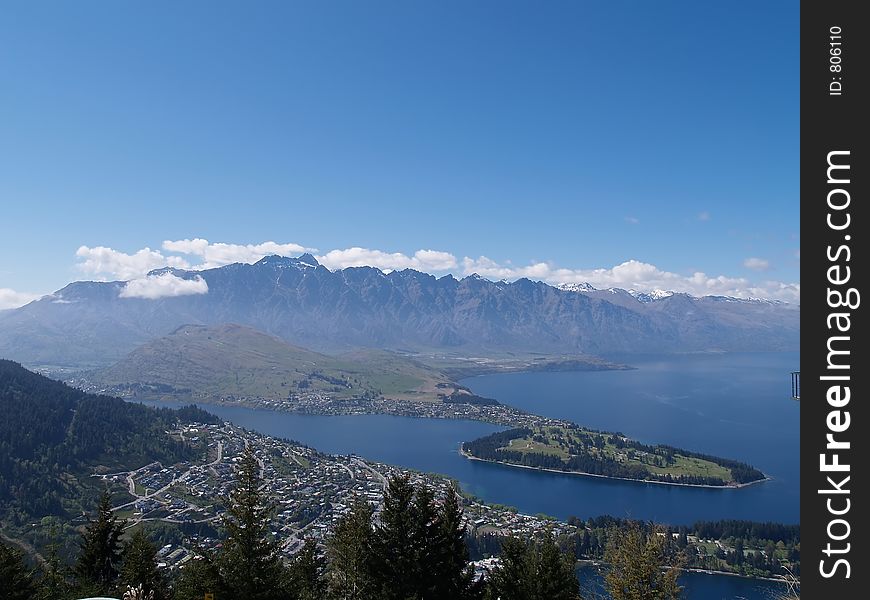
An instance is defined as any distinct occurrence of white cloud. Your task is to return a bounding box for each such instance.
[119,273,209,300]
[162,238,314,269]
[624,216,640,225]
[72,239,798,302]
[76,246,189,280]
[317,247,457,271]
[79,240,458,277]
[745,281,800,301]
[743,257,770,271]
[698,211,711,221]
[461,256,799,303]
[75,239,316,280]
[0,288,43,310]
[461,256,551,280]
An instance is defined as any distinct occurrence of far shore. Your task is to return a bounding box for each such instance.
[576,561,796,585]
[458,447,771,490]
[123,394,771,491]
[681,567,795,584]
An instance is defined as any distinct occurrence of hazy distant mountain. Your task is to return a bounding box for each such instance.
[0,254,799,368]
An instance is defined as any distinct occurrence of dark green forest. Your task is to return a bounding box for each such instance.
[0,359,215,524]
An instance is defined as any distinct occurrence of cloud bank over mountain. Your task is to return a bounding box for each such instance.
[461,256,799,303]
[75,238,800,303]
[119,272,209,299]
[1,237,800,310]
[0,288,42,311]
[0,253,800,368]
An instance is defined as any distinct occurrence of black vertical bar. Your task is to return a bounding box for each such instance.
[802,0,867,596]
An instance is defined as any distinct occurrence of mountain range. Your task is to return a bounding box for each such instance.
[0,254,799,369]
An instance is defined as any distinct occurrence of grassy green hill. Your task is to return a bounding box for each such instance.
[91,323,453,403]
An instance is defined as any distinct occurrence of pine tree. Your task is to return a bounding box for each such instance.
[0,540,37,600]
[326,500,375,600]
[36,523,73,600]
[289,538,327,600]
[431,484,479,600]
[120,529,169,600]
[412,483,438,598]
[219,445,287,600]
[604,522,683,600]
[486,537,531,600]
[75,489,126,595]
[534,535,580,600]
[486,536,580,600]
[172,553,226,600]
[371,474,419,600]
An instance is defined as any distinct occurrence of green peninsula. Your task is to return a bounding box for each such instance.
[462,424,766,487]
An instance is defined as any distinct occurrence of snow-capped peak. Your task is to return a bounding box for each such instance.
[628,289,675,302]
[295,253,320,268]
[706,295,790,306]
[557,282,596,293]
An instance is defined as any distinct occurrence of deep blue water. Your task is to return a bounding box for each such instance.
[462,352,800,525]
[577,566,793,600]
[140,351,800,599]
[145,352,799,525]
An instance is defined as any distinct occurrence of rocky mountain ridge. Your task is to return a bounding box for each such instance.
[0,254,799,368]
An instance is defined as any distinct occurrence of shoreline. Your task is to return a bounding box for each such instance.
[127,394,770,490]
[458,447,770,490]
[576,561,795,585]
[681,567,796,584]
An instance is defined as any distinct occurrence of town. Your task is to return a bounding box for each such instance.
[95,419,579,578]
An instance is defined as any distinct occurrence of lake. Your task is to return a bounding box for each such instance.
[462,351,800,525]
[138,351,799,599]
[162,352,798,525]
[576,566,793,600]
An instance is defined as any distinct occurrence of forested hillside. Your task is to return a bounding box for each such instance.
[0,359,215,521]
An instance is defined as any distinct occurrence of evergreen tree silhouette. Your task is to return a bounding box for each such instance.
[120,529,170,600]
[289,537,327,600]
[431,484,480,600]
[0,540,37,600]
[535,534,581,600]
[36,523,73,600]
[219,445,287,600]
[371,474,419,600]
[74,489,125,595]
[486,537,531,600]
[486,536,581,600]
[326,500,375,600]
[172,552,226,600]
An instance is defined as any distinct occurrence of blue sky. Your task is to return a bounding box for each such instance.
[0,1,799,307]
